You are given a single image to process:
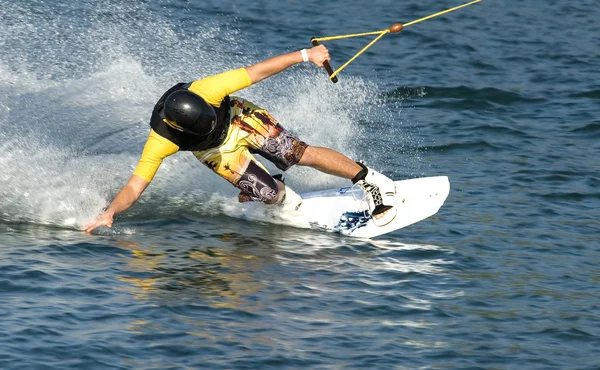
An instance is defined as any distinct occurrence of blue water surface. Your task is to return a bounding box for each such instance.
[1,0,599,369]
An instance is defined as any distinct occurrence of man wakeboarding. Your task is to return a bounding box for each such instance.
[83,45,396,233]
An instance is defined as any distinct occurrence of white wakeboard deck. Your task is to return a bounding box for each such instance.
[298,176,450,238]
[235,176,450,239]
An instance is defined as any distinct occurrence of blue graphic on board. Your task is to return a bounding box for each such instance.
[336,187,351,195]
[333,211,371,233]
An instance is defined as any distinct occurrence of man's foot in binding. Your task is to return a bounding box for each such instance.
[352,162,397,226]
[273,174,303,212]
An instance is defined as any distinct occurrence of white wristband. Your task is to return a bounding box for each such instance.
[300,49,309,62]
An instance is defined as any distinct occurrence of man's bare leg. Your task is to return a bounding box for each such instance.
[240,146,394,223]
[296,146,395,223]
[238,147,354,203]
[297,146,363,179]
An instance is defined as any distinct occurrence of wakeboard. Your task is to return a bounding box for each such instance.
[292,176,450,238]
[230,176,450,238]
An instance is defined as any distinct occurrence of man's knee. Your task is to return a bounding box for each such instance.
[237,161,284,203]
[297,145,314,166]
[264,133,308,171]
[239,178,284,204]
[263,179,285,204]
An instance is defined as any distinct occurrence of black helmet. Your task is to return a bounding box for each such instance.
[163,90,217,135]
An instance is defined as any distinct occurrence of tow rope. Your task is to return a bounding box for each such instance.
[310,0,482,83]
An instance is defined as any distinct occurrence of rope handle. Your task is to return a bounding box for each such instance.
[311,38,338,83]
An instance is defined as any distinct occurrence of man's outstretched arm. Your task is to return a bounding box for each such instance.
[83,130,177,233]
[83,175,149,233]
[245,45,330,84]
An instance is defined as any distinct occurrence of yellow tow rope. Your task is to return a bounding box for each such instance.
[310,0,482,83]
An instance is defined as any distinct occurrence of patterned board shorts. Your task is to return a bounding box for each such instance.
[193,97,308,202]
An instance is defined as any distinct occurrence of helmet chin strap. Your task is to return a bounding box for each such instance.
[163,117,215,136]
[163,118,186,132]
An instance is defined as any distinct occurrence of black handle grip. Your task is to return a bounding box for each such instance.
[311,38,338,83]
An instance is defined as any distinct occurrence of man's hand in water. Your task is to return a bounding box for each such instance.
[83,211,115,233]
[82,175,149,233]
